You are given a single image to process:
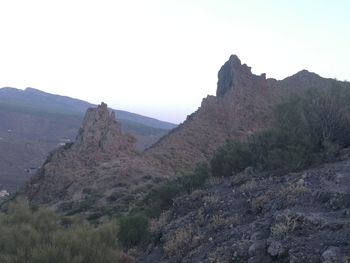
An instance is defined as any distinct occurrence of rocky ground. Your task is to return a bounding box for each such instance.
[140,154,350,262]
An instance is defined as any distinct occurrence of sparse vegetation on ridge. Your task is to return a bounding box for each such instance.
[211,86,350,177]
[142,164,209,217]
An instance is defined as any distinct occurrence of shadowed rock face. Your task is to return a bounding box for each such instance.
[217,55,267,97]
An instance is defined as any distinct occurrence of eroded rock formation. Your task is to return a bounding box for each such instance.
[21,55,348,211]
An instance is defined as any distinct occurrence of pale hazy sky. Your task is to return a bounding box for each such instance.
[0,0,349,123]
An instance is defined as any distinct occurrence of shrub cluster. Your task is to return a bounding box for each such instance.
[0,200,121,263]
[211,86,350,176]
[118,215,149,248]
[143,165,209,217]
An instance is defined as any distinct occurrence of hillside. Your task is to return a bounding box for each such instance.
[3,54,350,262]
[144,55,342,173]
[0,87,176,192]
[140,153,350,262]
[18,55,350,215]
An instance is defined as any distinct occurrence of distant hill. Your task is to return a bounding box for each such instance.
[0,87,176,192]
[0,87,176,129]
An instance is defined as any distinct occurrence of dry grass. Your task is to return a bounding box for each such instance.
[239,179,259,192]
[279,179,310,203]
[210,213,240,230]
[163,226,194,257]
[207,176,224,186]
[150,211,170,235]
[270,212,299,238]
[203,195,219,205]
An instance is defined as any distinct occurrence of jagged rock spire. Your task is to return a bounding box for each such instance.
[74,102,135,155]
[216,55,266,97]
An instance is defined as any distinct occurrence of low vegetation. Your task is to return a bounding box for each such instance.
[118,214,149,248]
[0,164,210,261]
[211,86,350,176]
[143,164,209,217]
[0,200,121,263]
[2,86,350,261]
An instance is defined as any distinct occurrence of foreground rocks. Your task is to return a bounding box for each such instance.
[140,156,350,262]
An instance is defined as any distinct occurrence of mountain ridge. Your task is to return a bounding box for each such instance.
[19,54,350,213]
[0,87,177,129]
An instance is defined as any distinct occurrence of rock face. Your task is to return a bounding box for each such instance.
[145,55,276,172]
[217,55,261,97]
[73,102,136,160]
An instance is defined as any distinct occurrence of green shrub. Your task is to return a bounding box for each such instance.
[179,164,209,193]
[210,86,350,176]
[143,183,181,217]
[118,215,149,247]
[141,165,209,217]
[211,140,253,177]
[0,199,121,263]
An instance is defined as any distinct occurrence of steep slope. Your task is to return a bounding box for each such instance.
[0,87,175,192]
[145,56,345,174]
[145,55,277,173]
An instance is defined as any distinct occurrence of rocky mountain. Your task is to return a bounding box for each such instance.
[145,55,341,173]
[17,55,348,214]
[19,54,349,215]
[0,87,176,192]
[22,103,167,208]
[9,55,350,262]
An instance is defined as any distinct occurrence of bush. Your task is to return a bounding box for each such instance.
[210,140,253,177]
[0,199,121,263]
[179,164,209,193]
[118,215,149,248]
[210,86,350,176]
[143,183,181,217]
[143,164,209,217]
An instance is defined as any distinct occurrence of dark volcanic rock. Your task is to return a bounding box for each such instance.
[139,157,350,262]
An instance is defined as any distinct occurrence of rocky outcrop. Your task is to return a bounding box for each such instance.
[145,55,346,174]
[73,102,136,160]
[145,55,276,173]
[22,103,147,205]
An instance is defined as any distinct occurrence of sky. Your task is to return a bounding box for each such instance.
[0,0,349,123]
